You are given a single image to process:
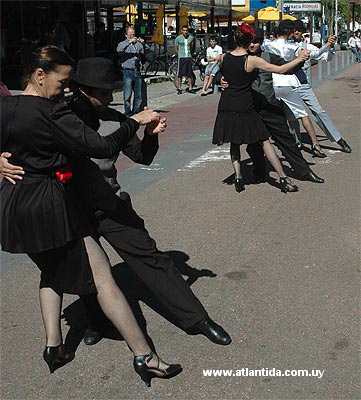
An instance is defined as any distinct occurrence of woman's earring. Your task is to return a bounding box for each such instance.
[39,80,43,85]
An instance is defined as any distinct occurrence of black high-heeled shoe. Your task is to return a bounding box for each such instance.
[279,177,299,194]
[43,344,75,373]
[311,144,327,158]
[234,178,245,193]
[133,351,182,387]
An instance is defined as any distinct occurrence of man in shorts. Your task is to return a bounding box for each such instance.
[175,25,195,94]
[200,36,222,96]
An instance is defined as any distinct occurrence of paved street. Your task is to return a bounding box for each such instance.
[1,64,360,400]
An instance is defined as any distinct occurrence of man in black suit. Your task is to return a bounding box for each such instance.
[0,57,231,346]
[222,29,325,184]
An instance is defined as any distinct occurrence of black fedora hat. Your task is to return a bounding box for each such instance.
[72,57,121,90]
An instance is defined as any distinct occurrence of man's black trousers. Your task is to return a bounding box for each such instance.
[247,102,311,177]
[81,203,208,332]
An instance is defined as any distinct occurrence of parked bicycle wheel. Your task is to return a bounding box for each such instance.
[145,61,159,77]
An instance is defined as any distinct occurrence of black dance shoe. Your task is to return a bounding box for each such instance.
[43,344,75,373]
[234,178,245,193]
[83,328,103,346]
[311,144,327,158]
[300,171,325,183]
[337,138,352,153]
[279,177,299,194]
[133,351,182,387]
[188,318,232,346]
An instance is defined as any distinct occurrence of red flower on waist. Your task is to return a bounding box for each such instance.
[55,166,72,184]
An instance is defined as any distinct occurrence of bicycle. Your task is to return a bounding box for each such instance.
[144,53,169,77]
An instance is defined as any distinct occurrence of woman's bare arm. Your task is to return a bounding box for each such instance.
[246,49,310,74]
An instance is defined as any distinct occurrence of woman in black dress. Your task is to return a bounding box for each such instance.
[0,46,181,386]
[213,24,308,193]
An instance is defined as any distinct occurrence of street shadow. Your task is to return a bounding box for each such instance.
[333,76,360,93]
[62,250,216,354]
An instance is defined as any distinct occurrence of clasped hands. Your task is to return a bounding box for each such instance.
[130,107,167,135]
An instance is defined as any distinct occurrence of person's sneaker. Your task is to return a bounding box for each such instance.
[177,89,182,95]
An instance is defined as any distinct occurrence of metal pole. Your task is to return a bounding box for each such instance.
[335,0,338,36]
[163,4,168,63]
[228,0,232,49]
[176,2,180,35]
[210,0,215,33]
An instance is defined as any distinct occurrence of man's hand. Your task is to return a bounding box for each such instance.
[130,37,138,44]
[138,38,145,45]
[297,48,310,61]
[327,35,337,47]
[220,76,229,89]
[0,152,24,185]
[131,107,160,126]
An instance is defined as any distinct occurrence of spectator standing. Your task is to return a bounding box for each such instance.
[117,26,145,116]
[175,25,196,94]
[348,32,361,62]
[200,36,222,96]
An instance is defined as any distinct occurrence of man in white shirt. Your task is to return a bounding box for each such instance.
[200,36,222,96]
[348,32,361,62]
[263,20,327,157]
[293,20,351,153]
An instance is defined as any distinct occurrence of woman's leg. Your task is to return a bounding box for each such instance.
[39,287,63,346]
[262,139,287,178]
[301,116,320,146]
[230,143,242,179]
[83,236,169,368]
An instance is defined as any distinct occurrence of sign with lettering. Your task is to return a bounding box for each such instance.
[284,2,321,11]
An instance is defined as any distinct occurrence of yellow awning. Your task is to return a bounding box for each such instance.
[152,5,164,45]
[178,4,188,33]
[125,2,137,25]
[242,15,255,22]
[242,10,296,22]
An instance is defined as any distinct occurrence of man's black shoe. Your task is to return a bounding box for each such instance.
[83,328,103,346]
[177,89,182,95]
[301,171,325,183]
[188,318,232,345]
[188,89,197,94]
[337,138,352,153]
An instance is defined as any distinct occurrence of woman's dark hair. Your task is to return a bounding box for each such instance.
[234,24,255,48]
[21,45,74,88]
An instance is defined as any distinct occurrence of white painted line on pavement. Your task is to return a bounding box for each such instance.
[177,147,230,171]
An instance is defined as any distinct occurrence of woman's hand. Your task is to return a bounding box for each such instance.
[0,152,24,184]
[220,76,229,90]
[131,107,160,126]
[147,117,167,135]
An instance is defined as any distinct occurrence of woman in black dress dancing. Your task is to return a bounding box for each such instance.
[0,46,181,386]
[213,24,309,193]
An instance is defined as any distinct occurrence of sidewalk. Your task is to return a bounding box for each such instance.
[1,64,360,400]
